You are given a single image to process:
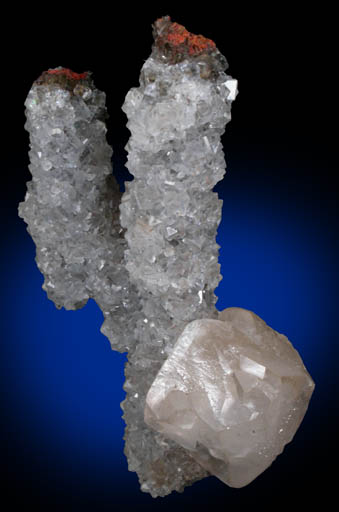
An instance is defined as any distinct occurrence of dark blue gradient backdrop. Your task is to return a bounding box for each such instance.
[2,154,336,510]
[1,6,336,511]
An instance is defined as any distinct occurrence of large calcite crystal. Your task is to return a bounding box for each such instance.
[18,67,141,352]
[120,16,237,496]
[145,307,315,488]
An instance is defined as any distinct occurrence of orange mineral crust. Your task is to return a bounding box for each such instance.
[36,67,90,92]
[153,16,217,64]
[47,68,88,80]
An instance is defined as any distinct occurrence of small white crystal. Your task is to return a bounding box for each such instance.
[225,79,238,101]
[145,307,315,488]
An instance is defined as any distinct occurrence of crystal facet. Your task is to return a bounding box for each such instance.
[145,307,315,488]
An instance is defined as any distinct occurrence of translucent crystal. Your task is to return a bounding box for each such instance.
[145,307,315,488]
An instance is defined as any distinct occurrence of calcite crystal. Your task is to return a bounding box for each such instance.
[145,307,315,487]
[18,67,141,352]
[120,16,237,496]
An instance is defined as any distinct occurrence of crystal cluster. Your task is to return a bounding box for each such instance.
[18,68,141,352]
[119,16,238,496]
[145,307,315,488]
[19,17,314,501]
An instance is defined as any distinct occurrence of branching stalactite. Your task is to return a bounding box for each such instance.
[19,18,314,501]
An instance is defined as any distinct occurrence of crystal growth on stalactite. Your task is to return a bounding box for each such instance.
[19,67,141,353]
[119,16,238,496]
[145,308,315,488]
[19,18,314,501]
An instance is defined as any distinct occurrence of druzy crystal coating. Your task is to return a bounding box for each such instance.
[19,67,141,353]
[119,16,238,496]
[19,17,314,499]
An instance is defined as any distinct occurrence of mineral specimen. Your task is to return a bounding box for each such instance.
[19,17,314,500]
[18,67,141,353]
[120,16,238,496]
[145,307,315,487]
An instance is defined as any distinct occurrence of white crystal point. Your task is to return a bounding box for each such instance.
[144,307,315,488]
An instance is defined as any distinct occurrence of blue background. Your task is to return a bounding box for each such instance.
[1,4,336,511]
